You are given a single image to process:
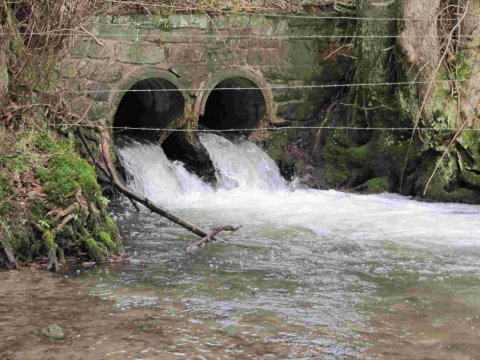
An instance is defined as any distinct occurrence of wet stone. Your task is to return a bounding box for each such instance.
[40,325,65,340]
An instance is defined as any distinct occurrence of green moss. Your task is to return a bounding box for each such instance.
[349,143,370,165]
[357,176,390,194]
[454,51,473,80]
[104,216,118,236]
[84,238,108,262]
[43,230,56,253]
[35,131,58,152]
[98,230,116,252]
[323,163,350,187]
[36,138,99,207]
[0,175,13,216]
[266,132,293,164]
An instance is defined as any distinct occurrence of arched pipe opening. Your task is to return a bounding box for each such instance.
[113,76,216,184]
[198,77,267,136]
[194,68,274,140]
[114,77,185,140]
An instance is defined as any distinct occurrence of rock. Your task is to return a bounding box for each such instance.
[81,261,96,268]
[40,325,65,340]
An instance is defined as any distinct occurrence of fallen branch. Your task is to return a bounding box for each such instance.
[186,226,241,252]
[95,125,216,240]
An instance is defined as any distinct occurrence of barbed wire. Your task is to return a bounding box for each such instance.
[51,123,480,133]
[55,79,468,94]
[0,31,476,40]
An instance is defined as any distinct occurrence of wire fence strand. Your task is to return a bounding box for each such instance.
[50,123,480,133]
[55,79,468,94]
[0,31,477,40]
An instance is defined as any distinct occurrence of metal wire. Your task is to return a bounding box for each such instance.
[55,79,467,94]
[0,31,476,39]
[51,123,480,133]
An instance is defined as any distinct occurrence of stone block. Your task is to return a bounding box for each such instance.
[116,43,165,64]
[247,49,281,66]
[251,20,288,36]
[89,64,123,83]
[168,14,209,30]
[236,37,280,49]
[94,23,141,40]
[153,28,210,44]
[165,45,207,63]
[213,15,252,29]
[71,42,111,59]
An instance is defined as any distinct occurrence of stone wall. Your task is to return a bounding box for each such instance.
[58,13,353,134]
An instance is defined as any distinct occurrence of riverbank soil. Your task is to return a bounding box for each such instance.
[1,267,479,359]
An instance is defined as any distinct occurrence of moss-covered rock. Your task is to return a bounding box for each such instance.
[356,176,391,194]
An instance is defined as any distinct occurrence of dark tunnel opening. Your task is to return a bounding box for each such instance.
[199,77,267,134]
[114,78,185,139]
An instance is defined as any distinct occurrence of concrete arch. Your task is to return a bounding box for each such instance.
[109,67,191,122]
[193,66,275,129]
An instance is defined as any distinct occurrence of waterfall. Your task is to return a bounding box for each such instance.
[116,138,214,205]
[199,133,287,191]
[115,133,480,247]
[115,133,287,205]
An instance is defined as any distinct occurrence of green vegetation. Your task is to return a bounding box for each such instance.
[0,128,121,268]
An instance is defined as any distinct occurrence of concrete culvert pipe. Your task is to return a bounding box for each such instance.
[114,77,185,138]
[199,77,267,134]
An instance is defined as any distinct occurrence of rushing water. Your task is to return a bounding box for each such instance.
[108,133,480,358]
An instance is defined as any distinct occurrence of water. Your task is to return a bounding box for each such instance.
[110,133,480,358]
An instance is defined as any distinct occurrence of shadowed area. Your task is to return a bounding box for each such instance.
[199,77,267,133]
[114,78,184,138]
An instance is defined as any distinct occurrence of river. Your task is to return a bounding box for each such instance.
[1,133,479,359]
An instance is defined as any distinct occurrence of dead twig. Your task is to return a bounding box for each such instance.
[186,225,241,252]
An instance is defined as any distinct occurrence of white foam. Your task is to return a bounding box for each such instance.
[116,135,480,249]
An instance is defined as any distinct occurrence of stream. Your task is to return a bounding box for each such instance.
[94,133,480,359]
